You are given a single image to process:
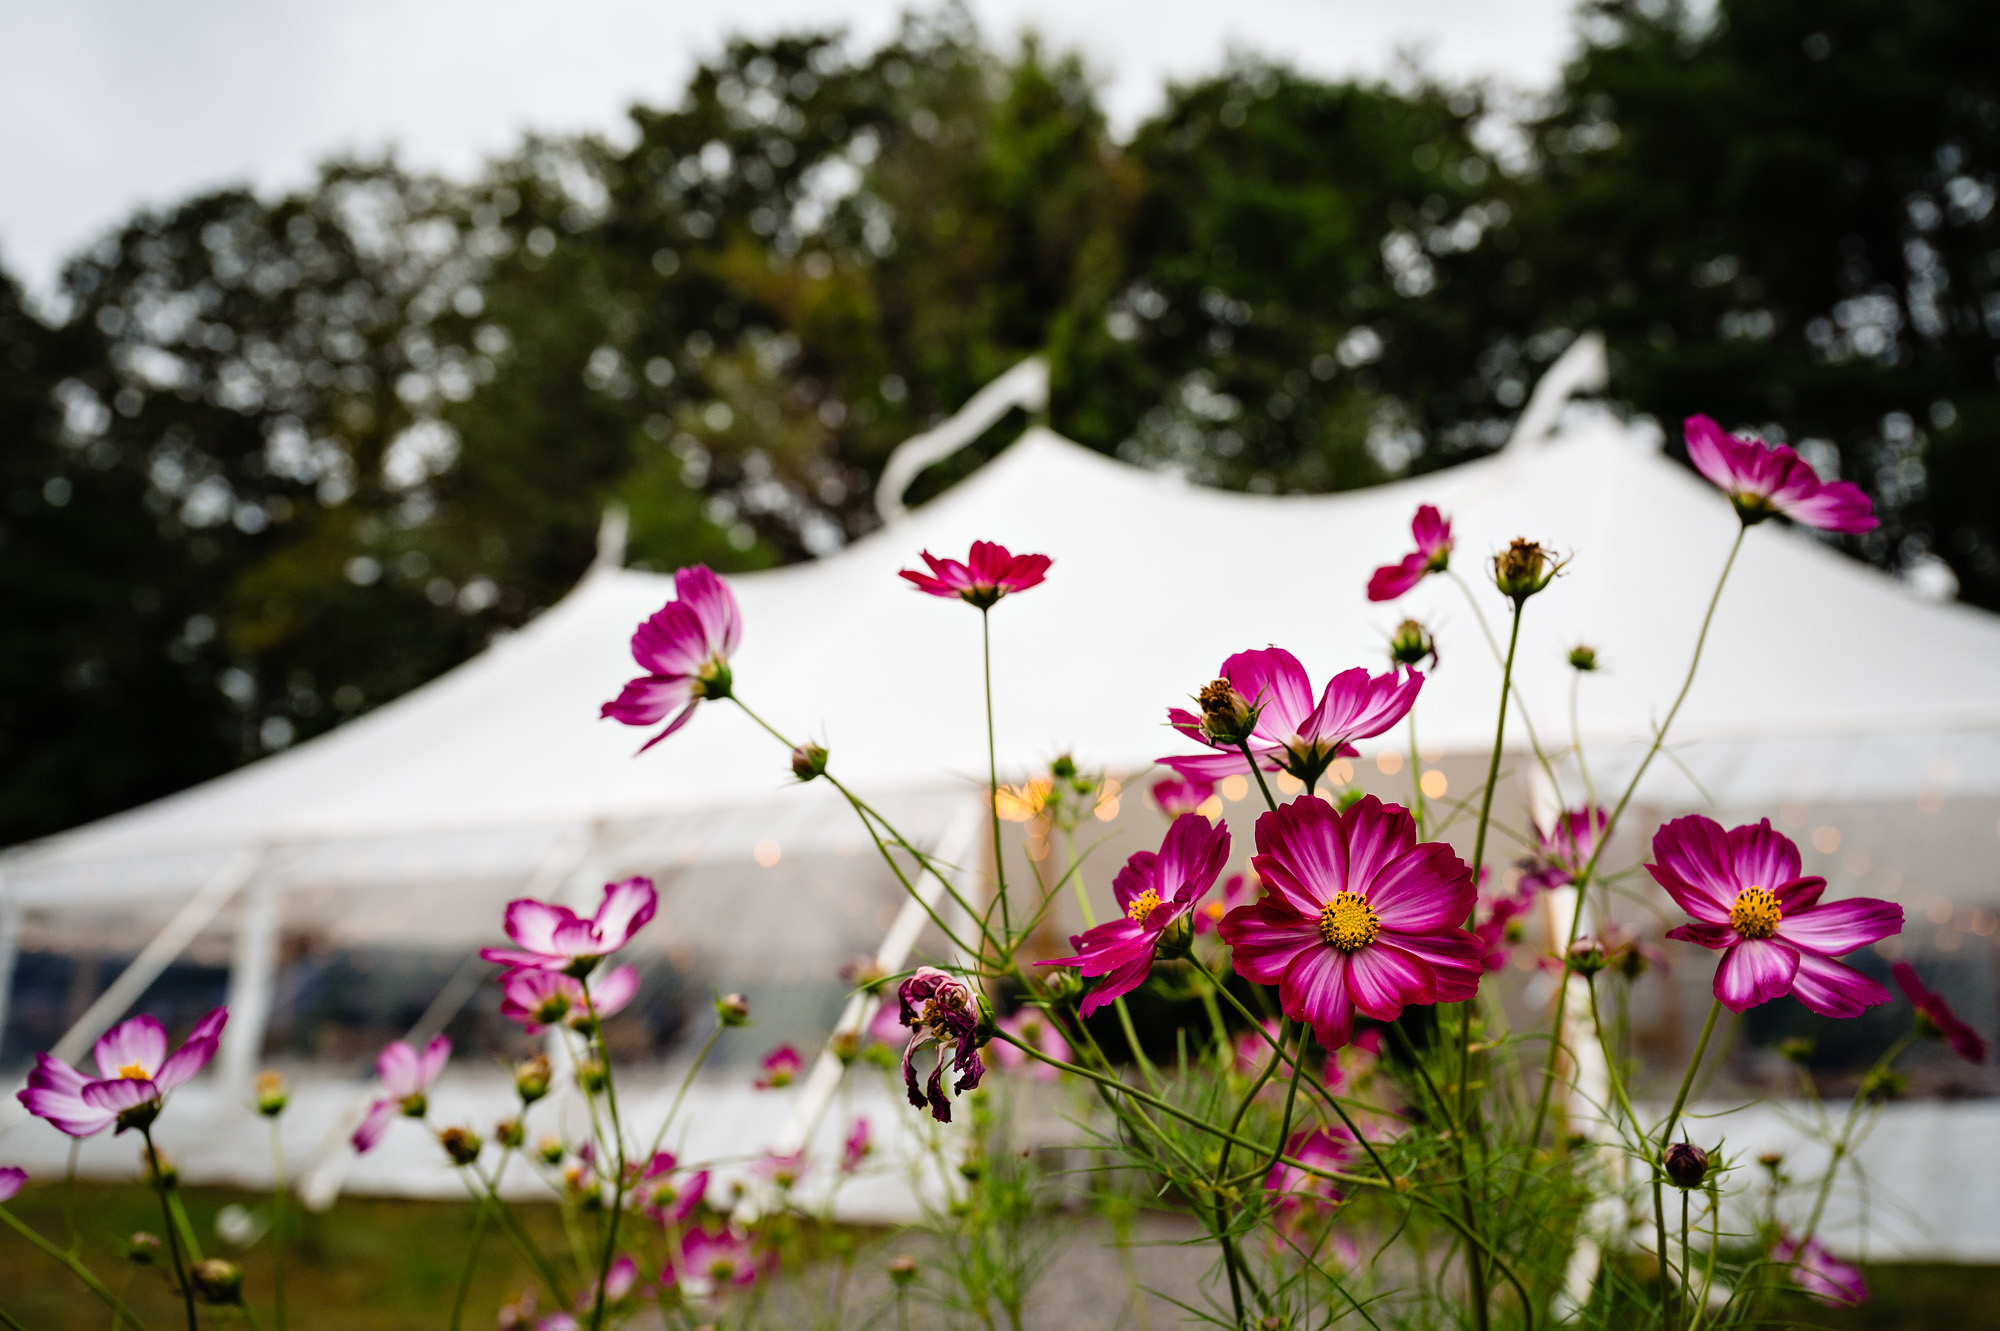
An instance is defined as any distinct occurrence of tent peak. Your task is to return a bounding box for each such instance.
[1502,331,1610,456]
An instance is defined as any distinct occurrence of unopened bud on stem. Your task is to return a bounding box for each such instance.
[255,1070,289,1117]
[190,1258,244,1305]
[790,742,828,782]
[1196,679,1260,747]
[716,993,751,1027]
[1662,1141,1709,1189]
[1492,538,1564,603]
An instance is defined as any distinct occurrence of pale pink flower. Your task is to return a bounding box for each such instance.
[753,1046,802,1090]
[601,566,743,752]
[842,1117,872,1173]
[0,1167,23,1203]
[992,1009,1072,1081]
[1771,1233,1867,1306]
[19,1008,227,1138]
[352,1035,451,1154]
[481,878,658,974]
[499,964,639,1034]
[1684,415,1877,532]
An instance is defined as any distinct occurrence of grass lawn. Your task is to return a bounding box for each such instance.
[0,1181,1995,1328]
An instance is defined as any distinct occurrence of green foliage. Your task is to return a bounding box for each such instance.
[3,0,1997,843]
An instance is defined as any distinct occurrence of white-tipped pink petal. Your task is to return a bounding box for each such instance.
[502,899,578,955]
[589,964,641,1017]
[591,877,659,951]
[415,1035,452,1089]
[1714,939,1800,1011]
[376,1041,420,1097]
[352,1098,396,1153]
[93,1016,167,1081]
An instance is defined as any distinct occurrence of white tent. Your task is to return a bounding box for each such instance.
[3,349,1998,1242]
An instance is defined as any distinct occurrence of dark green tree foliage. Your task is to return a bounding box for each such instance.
[1514,0,2000,599]
[1,0,1996,846]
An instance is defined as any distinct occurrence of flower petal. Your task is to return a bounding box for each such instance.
[1365,841,1473,933]
[589,964,641,1017]
[1713,938,1800,1011]
[1219,902,1324,986]
[154,1027,224,1091]
[1276,948,1357,1050]
[592,877,659,951]
[376,1040,419,1097]
[502,899,579,956]
[93,1016,167,1082]
[1222,647,1316,735]
[416,1034,452,1089]
[1776,897,1902,957]
[1724,819,1803,896]
[1788,950,1892,1019]
[1343,944,1436,1020]
[1376,929,1484,1003]
[81,1077,159,1113]
[1251,797,1346,914]
[352,1098,396,1153]
[1158,813,1230,905]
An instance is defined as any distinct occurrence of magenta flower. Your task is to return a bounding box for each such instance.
[18,1008,227,1138]
[500,964,639,1035]
[1367,505,1454,602]
[637,1151,707,1225]
[0,1167,24,1203]
[1473,888,1532,973]
[680,1226,761,1292]
[1150,773,1218,819]
[1162,649,1422,789]
[1684,415,1877,533]
[754,1149,806,1189]
[1892,962,1988,1063]
[896,967,988,1122]
[1772,1234,1867,1307]
[1651,816,1902,1016]
[352,1035,451,1154]
[753,1046,803,1090]
[601,565,743,753]
[1037,814,1232,1016]
[1194,870,1258,936]
[899,540,1051,608]
[842,1117,872,1173]
[992,1009,1072,1081]
[481,877,658,975]
[1219,796,1481,1050]
[1520,806,1609,893]
[1264,1125,1353,1223]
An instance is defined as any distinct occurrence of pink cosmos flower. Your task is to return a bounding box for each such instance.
[569,1255,640,1319]
[499,964,639,1035]
[1771,1234,1867,1307]
[19,1008,227,1138]
[680,1226,761,1292]
[1684,415,1877,533]
[1264,1125,1353,1226]
[481,878,658,974]
[1195,872,1258,936]
[636,1151,707,1225]
[992,1009,1072,1081]
[896,967,987,1123]
[0,1167,24,1203]
[1219,796,1481,1050]
[1367,505,1454,602]
[601,565,743,753]
[754,1046,803,1090]
[1650,816,1902,1016]
[1473,888,1533,973]
[899,540,1051,608]
[842,1117,871,1173]
[1037,814,1232,1016]
[1150,774,1217,819]
[755,1149,806,1189]
[1892,963,1988,1063]
[1162,649,1423,789]
[1520,807,1609,894]
[352,1034,451,1154]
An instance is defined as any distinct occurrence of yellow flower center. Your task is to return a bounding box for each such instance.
[1126,889,1163,926]
[1730,886,1782,939]
[1318,892,1380,952]
[119,1063,150,1080]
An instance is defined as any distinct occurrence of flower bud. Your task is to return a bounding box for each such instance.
[1859,1066,1906,1103]
[1565,939,1610,977]
[255,1070,289,1117]
[716,993,751,1027]
[1567,644,1598,672]
[576,1059,609,1093]
[829,1029,861,1065]
[1389,619,1438,670]
[398,1092,428,1119]
[494,1117,525,1149]
[1039,967,1084,1003]
[127,1232,162,1266]
[1196,679,1260,747]
[439,1126,483,1167]
[1757,1151,1784,1172]
[958,1157,985,1182]
[1492,538,1563,603]
[1662,1142,1709,1190]
[1776,1036,1815,1065]
[537,1136,566,1166]
[190,1258,244,1305]
[1051,753,1078,782]
[888,1255,919,1286]
[514,1054,552,1104]
[790,742,828,782]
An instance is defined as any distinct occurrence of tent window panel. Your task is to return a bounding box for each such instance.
[0,949,229,1071]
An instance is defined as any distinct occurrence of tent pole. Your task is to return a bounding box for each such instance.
[0,849,261,1133]
[218,878,283,1093]
[770,796,984,1157]
[0,868,20,1058]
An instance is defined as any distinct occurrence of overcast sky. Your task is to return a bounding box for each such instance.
[1,0,1581,303]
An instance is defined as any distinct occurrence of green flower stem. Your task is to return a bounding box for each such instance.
[1408,713,1426,837]
[456,1160,568,1308]
[583,980,628,1331]
[448,1189,494,1331]
[1800,1029,1915,1242]
[643,1017,727,1164]
[1209,1019,1292,1329]
[1569,670,1596,812]
[268,1117,288,1331]
[1528,525,1746,1150]
[0,1205,150,1329]
[1237,741,1279,812]
[138,1126,196,1331]
[1653,998,1723,1325]
[981,609,1012,942]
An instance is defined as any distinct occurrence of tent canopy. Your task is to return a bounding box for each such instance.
[11,407,2000,909]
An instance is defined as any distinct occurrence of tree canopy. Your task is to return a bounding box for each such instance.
[3,0,1995,844]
